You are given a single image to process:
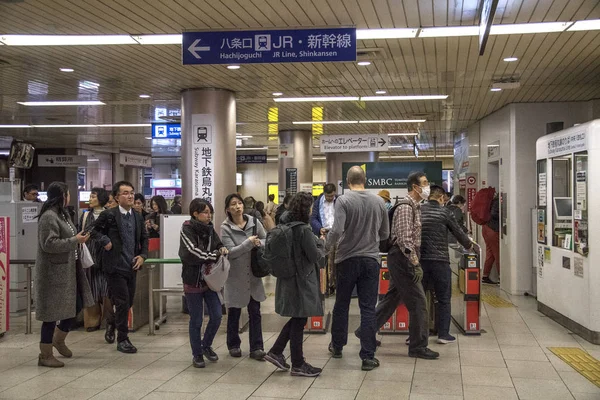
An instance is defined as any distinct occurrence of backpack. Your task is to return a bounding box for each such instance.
[262,222,304,278]
[470,187,496,225]
[379,199,415,253]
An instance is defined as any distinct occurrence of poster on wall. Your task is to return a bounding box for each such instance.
[341,161,443,202]
[537,209,546,244]
[0,216,9,335]
[574,258,584,278]
[538,173,547,207]
[191,114,215,206]
[285,168,298,196]
[537,246,544,279]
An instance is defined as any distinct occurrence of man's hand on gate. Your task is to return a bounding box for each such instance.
[412,264,423,284]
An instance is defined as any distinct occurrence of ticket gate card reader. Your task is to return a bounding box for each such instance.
[451,249,481,335]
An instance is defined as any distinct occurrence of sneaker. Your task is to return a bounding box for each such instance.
[249,349,266,361]
[482,277,498,285]
[192,355,205,368]
[203,347,219,362]
[361,357,380,371]
[229,348,242,358]
[328,343,343,359]
[409,348,440,360]
[437,334,457,344]
[354,330,382,347]
[264,351,290,371]
[290,362,322,377]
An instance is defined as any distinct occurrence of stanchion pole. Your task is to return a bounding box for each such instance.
[26,265,32,334]
[148,265,155,336]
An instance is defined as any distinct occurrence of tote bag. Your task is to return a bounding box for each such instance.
[202,236,230,291]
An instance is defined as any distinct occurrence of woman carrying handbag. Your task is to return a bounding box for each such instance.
[179,199,228,369]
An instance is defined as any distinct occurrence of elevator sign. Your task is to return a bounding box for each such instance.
[182,28,356,65]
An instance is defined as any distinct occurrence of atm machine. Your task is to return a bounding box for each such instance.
[0,200,40,313]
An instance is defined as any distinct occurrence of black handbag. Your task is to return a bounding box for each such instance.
[250,216,270,278]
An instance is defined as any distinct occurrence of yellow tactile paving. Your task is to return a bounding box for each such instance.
[480,287,514,308]
[549,347,600,388]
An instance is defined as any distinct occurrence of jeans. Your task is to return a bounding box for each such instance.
[331,256,379,360]
[227,297,264,352]
[371,247,429,351]
[270,317,308,368]
[106,271,136,343]
[421,261,452,337]
[185,290,223,357]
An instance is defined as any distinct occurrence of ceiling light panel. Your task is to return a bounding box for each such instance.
[274,97,359,102]
[567,19,600,31]
[292,121,359,124]
[360,95,448,101]
[419,26,479,37]
[356,28,418,39]
[17,101,105,106]
[359,120,426,123]
[0,35,137,45]
[490,22,572,35]
[132,34,182,44]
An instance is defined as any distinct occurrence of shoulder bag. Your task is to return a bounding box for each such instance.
[202,235,231,292]
[250,216,270,277]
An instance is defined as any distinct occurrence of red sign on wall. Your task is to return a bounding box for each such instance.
[0,216,10,335]
[467,188,477,211]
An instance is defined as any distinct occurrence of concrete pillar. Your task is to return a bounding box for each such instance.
[124,167,143,195]
[278,130,312,200]
[326,152,378,192]
[112,154,125,184]
[181,88,236,231]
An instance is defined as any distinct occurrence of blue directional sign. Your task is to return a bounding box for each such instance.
[152,123,181,139]
[182,28,356,65]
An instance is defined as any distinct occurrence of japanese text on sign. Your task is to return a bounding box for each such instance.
[547,132,586,157]
[183,28,356,65]
[320,134,388,153]
[192,115,215,206]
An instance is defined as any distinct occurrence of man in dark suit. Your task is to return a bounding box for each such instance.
[93,181,148,353]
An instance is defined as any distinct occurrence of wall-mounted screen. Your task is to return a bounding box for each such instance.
[554,197,572,220]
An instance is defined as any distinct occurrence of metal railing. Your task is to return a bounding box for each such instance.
[8,260,35,334]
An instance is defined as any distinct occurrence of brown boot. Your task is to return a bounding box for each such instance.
[38,343,64,368]
[52,327,73,358]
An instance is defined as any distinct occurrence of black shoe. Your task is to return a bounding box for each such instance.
[409,348,440,360]
[104,323,115,344]
[117,339,137,354]
[86,325,100,333]
[354,330,381,347]
[264,351,290,371]
[482,277,498,285]
[361,357,380,371]
[290,362,322,377]
[203,347,219,362]
[229,348,242,358]
[192,355,205,368]
[328,343,343,359]
[249,349,266,361]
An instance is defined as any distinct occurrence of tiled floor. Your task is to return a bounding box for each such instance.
[1,278,600,399]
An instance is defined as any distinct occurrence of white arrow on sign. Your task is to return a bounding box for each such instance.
[188,39,211,59]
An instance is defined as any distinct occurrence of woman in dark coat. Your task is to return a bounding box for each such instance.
[264,192,326,377]
[79,187,114,336]
[35,182,94,368]
[447,195,468,244]
[145,195,172,238]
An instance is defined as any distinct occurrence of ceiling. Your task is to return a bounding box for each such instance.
[0,0,599,160]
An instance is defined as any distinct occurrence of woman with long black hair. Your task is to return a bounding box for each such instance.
[35,182,94,368]
[264,192,326,377]
[145,195,172,238]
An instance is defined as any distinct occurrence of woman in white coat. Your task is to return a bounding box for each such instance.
[221,193,267,360]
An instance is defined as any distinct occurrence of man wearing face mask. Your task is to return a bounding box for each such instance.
[363,171,440,359]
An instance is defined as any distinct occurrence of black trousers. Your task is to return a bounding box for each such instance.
[106,270,136,343]
[270,317,308,368]
[226,297,264,352]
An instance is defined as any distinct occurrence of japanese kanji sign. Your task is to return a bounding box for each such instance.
[38,155,87,167]
[182,28,356,65]
[320,134,388,153]
[191,114,215,206]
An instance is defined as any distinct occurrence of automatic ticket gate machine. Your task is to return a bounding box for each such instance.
[450,246,481,335]
[378,254,410,333]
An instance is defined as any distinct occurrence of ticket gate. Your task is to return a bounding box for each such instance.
[305,267,330,333]
[450,246,481,335]
[378,255,410,333]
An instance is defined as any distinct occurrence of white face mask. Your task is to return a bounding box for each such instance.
[419,185,431,200]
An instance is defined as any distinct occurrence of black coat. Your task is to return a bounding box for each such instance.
[447,204,468,244]
[487,197,500,232]
[420,200,472,263]
[179,218,224,287]
[92,207,149,274]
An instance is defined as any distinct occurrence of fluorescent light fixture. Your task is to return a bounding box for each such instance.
[0,35,137,46]
[360,95,448,101]
[274,97,359,102]
[0,150,9,156]
[567,19,600,31]
[132,34,182,44]
[236,135,253,139]
[293,121,359,125]
[375,90,387,94]
[490,22,572,35]
[0,125,31,128]
[490,88,502,92]
[357,61,371,66]
[79,80,100,90]
[18,101,105,106]
[33,124,94,128]
[227,65,241,70]
[31,123,150,128]
[139,94,151,98]
[59,68,74,72]
[388,145,408,149]
[272,92,283,96]
[388,133,419,136]
[236,147,268,150]
[145,137,152,139]
[419,26,479,37]
[359,119,426,123]
[87,158,100,162]
[503,57,518,62]
[356,28,418,39]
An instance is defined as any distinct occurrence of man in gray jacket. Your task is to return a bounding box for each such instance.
[326,166,389,371]
[421,185,479,344]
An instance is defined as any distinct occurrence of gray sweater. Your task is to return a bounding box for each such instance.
[326,190,389,264]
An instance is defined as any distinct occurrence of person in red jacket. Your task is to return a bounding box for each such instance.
[482,195,500,285]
